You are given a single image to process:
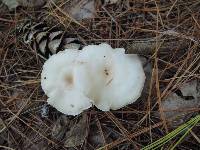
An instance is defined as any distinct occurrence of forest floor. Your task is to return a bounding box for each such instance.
[0,0,200,150]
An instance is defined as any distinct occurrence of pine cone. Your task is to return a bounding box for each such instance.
[20,21,83,59]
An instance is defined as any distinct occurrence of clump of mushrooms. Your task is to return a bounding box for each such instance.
[41,43,145,116]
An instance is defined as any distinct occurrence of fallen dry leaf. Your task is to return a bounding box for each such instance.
[64,114,88,147]
[51,115,70,141]
[161,80,200,127]
[2,0,19,10]
[1,0,47,10]
[64,0,95,21]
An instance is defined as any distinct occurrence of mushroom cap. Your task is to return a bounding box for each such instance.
[76,43,145,111]
[41,49,92,116]
[41,43,145,115]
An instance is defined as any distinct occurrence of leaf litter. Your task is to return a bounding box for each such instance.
[159,80,200,127]
[0,0,200,149]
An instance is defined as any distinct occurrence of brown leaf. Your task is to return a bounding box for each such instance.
[51,115,70,141]
[160,80,200,127]
[64,114,88,147]
[64,0,95,21]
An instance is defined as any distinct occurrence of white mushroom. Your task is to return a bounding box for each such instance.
[41,43,146,115]
[41,49,92,116]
